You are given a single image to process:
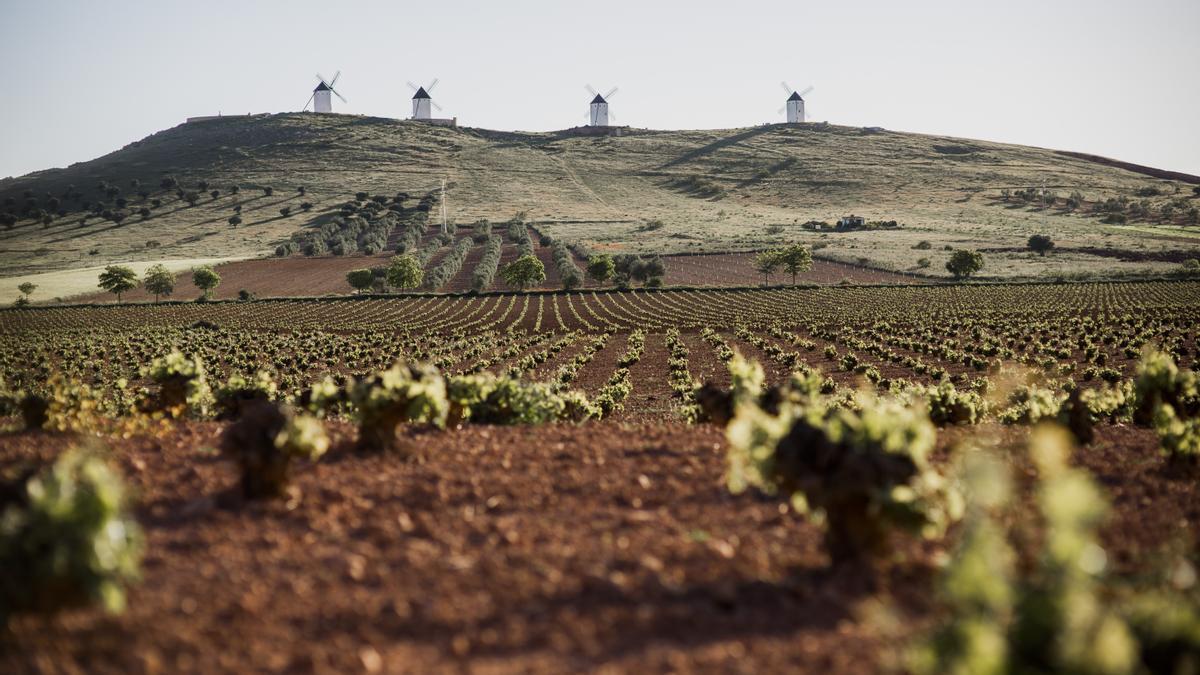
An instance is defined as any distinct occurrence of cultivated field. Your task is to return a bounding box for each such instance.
[2,280,1199,672]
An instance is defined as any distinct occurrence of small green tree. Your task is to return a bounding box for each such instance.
[753,249,782,285]
[142,264,175,303]
[946,250,984,279]
[192,266,221,299]
[501,254,547,290]
[778,243,813,285]
[1027,234,1055,256]
[17,282,36,300]
[228,215,242,227]
[346,269,375,294]
[97,265,138,302]
[386,254,424,290]
[183,192,199,207]
[587,254,615,284]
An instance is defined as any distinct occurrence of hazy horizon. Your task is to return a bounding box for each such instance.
[2,0,1198,179]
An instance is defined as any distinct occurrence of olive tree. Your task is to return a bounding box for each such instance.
[192,266,221,300]
[753,249,782,285]
[346,269,375,294]
[143,264,175,302]
[778,243,813,285]
[1027,234,1055,256]
[386,254,424,290]
[587,254,615,285]
[501,254,546,290]
[946,250,985,279]
[98,265,139,302]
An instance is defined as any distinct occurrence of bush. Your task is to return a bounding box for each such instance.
[0,449,143,623]
[921,380,986,426]
[946,249,984,279]
[215,370,278,420]
[726,361,962,565]
[349,362,449,452]
[142,350,212,417]
[914,240,933,250]
[219,401,328,499]
[1027,233,1055,256]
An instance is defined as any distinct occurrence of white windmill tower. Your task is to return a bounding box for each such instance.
[779,82,814,124]
[305,72,346,113]
[586,85,618,126]
[407,79,442,120]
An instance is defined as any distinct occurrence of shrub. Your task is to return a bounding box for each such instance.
[727,387,961,565]
[349,363,449,452]
[0,449,143,623]
[215,370,278,420]
[921,380,986,426]
[910,426,1158,674]
[1027,233,1055,256]
[219,401,328,499]
[946,250,984,279]
[914,240,932,250]
[142,350,212,417]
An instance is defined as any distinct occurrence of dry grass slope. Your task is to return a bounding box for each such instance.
[3,113,1198,299]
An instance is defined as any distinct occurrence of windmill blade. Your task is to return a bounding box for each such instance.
[427,78,439,92]
[608,111,617,122]
[329,71,340,88]
[780,81,793,95]
[431,100,443,112]
[407,81,420,92]
[798,85,814,98]
[317,73,329,86]
[332,87,347,104]
[585,84,598,97]
[604,86,618,99]
[304,93,316,111]
[777,106,786,115]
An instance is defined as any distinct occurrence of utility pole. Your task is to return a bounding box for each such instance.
[440,178,448,235]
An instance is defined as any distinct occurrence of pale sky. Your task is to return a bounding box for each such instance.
[1,0,1198,179]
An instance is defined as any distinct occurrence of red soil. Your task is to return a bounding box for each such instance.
[1,421,1192,673]
[73,252,919,304]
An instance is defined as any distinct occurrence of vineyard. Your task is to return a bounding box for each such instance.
[3,280,1200,672]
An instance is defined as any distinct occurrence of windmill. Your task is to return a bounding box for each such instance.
[407,79,442,119]
[305,72,346,113]
[585,85,618,126]
[778,82,813,123]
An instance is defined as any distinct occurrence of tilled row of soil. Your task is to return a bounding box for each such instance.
[1,419,1195,674]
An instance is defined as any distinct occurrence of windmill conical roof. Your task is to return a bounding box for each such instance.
[413,87,431,99]
[590,94,607,104]
[315,81,331,92]
[787,91,803,101]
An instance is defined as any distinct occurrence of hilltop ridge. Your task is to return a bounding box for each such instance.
[2,113,1197,298]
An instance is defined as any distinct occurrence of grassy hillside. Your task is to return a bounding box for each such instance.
[2,112,1198,300]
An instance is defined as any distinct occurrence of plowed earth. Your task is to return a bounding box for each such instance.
[1,421,1195,674]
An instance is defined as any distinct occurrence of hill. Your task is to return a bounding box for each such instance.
[2,113,1198,300]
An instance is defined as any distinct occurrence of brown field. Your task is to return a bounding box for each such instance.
[72,251,915,303]
[3,280,1199,673]
[2,421,1190,674]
